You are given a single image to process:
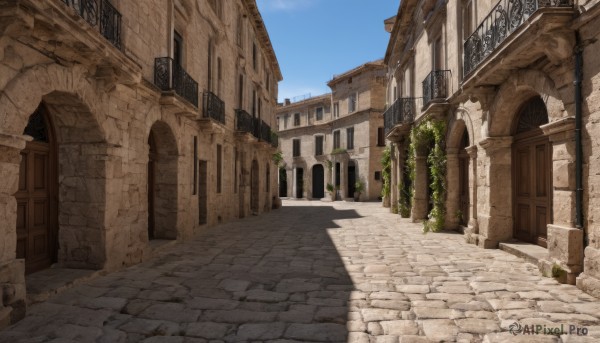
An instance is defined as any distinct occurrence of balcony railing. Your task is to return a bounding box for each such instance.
[383,98,418,136]
[464,0,572,77]
[62,0,122,49]
[154,57,199,107]
[235,109,254,133]
[422,70,450,107]
[203,91,225,124]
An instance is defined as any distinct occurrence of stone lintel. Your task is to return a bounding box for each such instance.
[0,132,31,151]
[541,117,575,142]
[479,137,513,157]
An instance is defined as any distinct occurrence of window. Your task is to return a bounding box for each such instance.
[217,57,222,96]
[284,115,289,129]
[208,0,222,18]
[252,43,257,70]
[433,36,443,70]
[315,136,324,156]
[293,139,301,157]
[316,107,323,121]
[377,127,386,146]
[375,171,381,181]
[333,130,340,149]
[346,127,354,150]
[252,89,257,116]
[236,12,244,48]
[333,102,339,118]
[237,74,244,109]
[216,144,222,193]
[207,40,213,92]
[173,31,183,66]
[462,0,473,42]
[193,136,197,195]
[294,113,300,126]
[349,93,357,113]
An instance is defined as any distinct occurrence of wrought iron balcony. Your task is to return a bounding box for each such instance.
[154,57,199,107]
[464,0,572,77]
[383,98,418,136]
[203,91,225,124]
[235,109,254,133]
[422,70,450,107]
[62,0,122,49]
[260,120,272,143]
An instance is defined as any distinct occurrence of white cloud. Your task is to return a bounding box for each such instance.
[257,0,318,12]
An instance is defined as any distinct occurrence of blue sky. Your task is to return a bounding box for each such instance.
[256,0,399,102]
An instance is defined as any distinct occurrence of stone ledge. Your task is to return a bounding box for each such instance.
[499,241,548,266]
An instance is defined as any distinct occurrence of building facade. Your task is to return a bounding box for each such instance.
[277,61,387,201]
[383,0,600,295]
[0,0,281,327]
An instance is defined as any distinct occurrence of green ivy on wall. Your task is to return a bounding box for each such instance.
[381,146,391,198]
[407,119,447,233]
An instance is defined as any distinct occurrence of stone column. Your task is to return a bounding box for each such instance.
[478,137,513,249]
[390,143,398,211]
[411,152,428,221]
[465,145,479,244]
[340,160,347,199]
[0,132,28,328]
[540,118,584,285]
[445,148,460,230]
[292,167,298,199]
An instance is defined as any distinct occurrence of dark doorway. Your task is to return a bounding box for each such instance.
[347,162,356,198]
[251,160,259,213]
[458,130,470,226]
[312,165,325,199]
[199,160,208,225]
[296,168,304,199]
[513,96,551,248]
[148,131,157,239]
[17,105,58,274]
[279,167,287,197]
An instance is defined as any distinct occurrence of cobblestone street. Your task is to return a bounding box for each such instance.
[1,200,600,342]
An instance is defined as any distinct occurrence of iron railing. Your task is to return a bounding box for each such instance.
[463,0,572,77]
[235,109,254,133]
[260,120,272,143]
[203,91,225,124]
[62,0,122,49]
[154,57,199,107]
[383,98,418,136]
[422,70,450,107]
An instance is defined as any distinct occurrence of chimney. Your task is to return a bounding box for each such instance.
[284,98,291,106]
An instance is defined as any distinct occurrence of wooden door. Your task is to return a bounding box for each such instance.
[513,134,551,247]
[16,108,57,274]
[312,165,324,199]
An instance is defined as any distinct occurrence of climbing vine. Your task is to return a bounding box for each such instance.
[407,120,447,233]
[381,146,392,199]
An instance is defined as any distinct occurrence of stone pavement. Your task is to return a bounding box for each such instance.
[1,200,600,343]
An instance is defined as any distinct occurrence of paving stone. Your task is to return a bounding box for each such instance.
[455,318,501,334]
[202,310,278,323]
[314,306,347,323]
[187,297,239,310]
[395,285,430,294]
[284,323,346,341]
[421,319,460,342]
[139,302,200,323]
[361,308,401,322]
[482,332,560,342]
[370,292,409,300]
[185,322,233,339]
[488,299,535,311]
[245,289,289,303]
[236,322,286,340]
[398,336,429,343]
[370,300,411,310]
[379,320,419,335]
[368,322,383,335]
[470,282,507,293]
[413,307,465,319]
[375,335,399,343]
[347,332,370,343]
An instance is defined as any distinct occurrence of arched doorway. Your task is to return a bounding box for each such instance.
[312,165,325,199]
[17,105,58,274]
[279,167,287,197]
[458,130,470,226]
[251,159,259,213]
[147,122,179,240]
[512,96,551,247]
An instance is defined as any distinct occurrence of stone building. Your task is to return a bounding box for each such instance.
[0,0,281,327]
[277,61,387,201]
[383,0,600,295]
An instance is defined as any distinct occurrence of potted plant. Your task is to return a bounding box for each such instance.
[326,183,336,201]
[354,180,364,202]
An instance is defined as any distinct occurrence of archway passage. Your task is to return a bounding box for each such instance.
[279,167,288,197]
[16,105,57,274]
[147,122,179,240]
[251,160,259,213]
[295,167,304,199]
[312,165,325,199]
[458,130,470,226]
[513,96,551,247]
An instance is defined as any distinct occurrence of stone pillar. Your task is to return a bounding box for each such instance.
[411,153,428,221]
[478,137,513,249]
[340,160,347,199]
[465,145,479,244]
[539,118,584,285]
[445,148,460,230]
[292,167,298,199]
[0,132,28,328]
[390,143,398,211]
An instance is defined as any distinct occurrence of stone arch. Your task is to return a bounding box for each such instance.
[447,108,474,150]
[446,110,473,230]
[147,120,179,240]
[0,63,111,270]
[488,70,566,137]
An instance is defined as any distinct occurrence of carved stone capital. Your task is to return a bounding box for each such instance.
[468,86,496,112]
[541,117,575,142]
[479,136,513,154]
[465,145,478,159]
